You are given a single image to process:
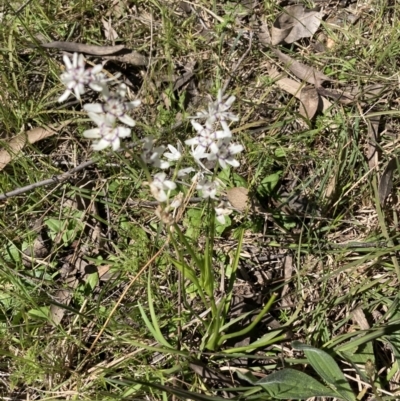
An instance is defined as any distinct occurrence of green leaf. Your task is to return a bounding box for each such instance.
[293,342,356,401]
[28,307,49,319]
[232,173,248,187]
[137,302,172,349]
[85,271,99,291]
[256,368,339,399]
[257,172,281,197]
[147,269,173,349]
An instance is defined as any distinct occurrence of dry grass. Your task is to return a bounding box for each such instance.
[1,0,400,400]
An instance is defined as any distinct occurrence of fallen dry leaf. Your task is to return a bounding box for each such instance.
[258,23,272,45]
[378,157,397,205]
[0,127,55,171]
[102,17,119,41]
[268,65,332,112]
[351,307,370,330]
[272,48,331,87]
[271,5,322,45]
[38,41,125,55]
[316,87,355,105]
[299,86,320,119]
[226,187,249,212]
[102,50,148,66]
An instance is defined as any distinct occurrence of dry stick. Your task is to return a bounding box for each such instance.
[78,242,168,370]
[0,160,95,201]
[0,121,185,201]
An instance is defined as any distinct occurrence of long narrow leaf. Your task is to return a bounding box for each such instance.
[147,269,173,348]
[137,302,172,348]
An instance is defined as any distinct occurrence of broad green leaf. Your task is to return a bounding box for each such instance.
[293,342,356,401]
[256,368,339,399]
[28,307,49,319]
[257,172,281,197]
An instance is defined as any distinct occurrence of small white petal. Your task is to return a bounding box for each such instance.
[111,137,121,151]
[177,167,195,177]
[58,89,71,103]
[83,128,101,139]
[117,127,131,138]
[83,103,103,113]
[226,159,240,168]
[92,139,110,151]
[216,214,226,224]
[127,99,141,108]
[185,137,199,146]
[119,114,136,127]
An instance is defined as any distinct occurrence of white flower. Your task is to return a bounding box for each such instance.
[141,137,170,169]
[150,172,177,202]
[185,119,231,157]
[83,113,131,151]
[189,89,239,131]
[58,53,104,102]
[215,201,232,224]
[197,178,219,199]
[164,143,182,161]
[177,167,195,177]
[207,138,243,169]
[83,83,141,127]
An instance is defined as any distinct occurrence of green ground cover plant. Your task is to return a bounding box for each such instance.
[1,0,400,399]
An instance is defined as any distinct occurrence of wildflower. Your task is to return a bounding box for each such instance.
[196,178,219,199]
[185,119,231,158]
[215,201,232,224]
[190,89,239,132]
[177,167,195,177]
[164,143,182,161]
[58,53,103,102]
[149,172,177,202]
[141,137,170,169]
[83,112,131,151]
[207,138,244,169]
[83,83,141,127]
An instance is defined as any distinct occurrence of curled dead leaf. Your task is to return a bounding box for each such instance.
[268,65,331,112]
[271,5,322,45]
[272,48,331,87]
[0,127,55,171]
[299,86,320,119]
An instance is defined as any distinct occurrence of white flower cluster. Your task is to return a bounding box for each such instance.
[58,53,140,151]
[58,53,244,224]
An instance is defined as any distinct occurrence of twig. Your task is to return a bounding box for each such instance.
[0,160,95,201]
[0,121,185,202]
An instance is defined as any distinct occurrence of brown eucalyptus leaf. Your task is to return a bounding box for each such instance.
[299,86,320,119]
[351,307,370,330]
[258,23,272,45]
[268,66,332,111]
[102,51,148,66]
[272,48,331,87]
[378,157,398,205]
[102,17,119,41]
[226,187,249,212]
[0,127,55,171]
[272,5,322,45]
[39,41,125,55]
